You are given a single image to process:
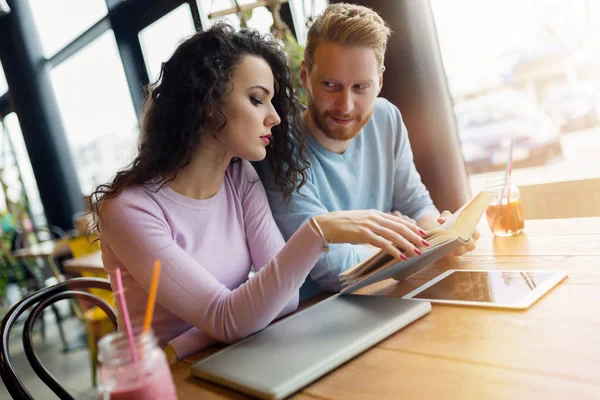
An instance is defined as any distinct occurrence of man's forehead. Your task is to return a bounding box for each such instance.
[310,42,380,78]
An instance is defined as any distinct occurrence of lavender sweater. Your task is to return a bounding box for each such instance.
[99,160,323,360]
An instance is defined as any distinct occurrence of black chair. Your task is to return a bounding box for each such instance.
[0,278,117,400]
[12,225,72,352]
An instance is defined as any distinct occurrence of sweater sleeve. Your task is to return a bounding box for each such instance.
[99,189,323,345]
[259,166,376,293]
[239,161,298,317]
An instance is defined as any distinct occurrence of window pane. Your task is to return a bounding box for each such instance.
[50,30,138,196]
[431,0,600,189]
[0,60,7,95]
[213,6,274,34]
[199,0,256,14]
[1,113,46,228]
[139,3,196,83]
[289,0,328,46]
[198,0,275,35]
[28,0,108,57]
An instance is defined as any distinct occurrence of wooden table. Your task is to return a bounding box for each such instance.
[11,238,72,279]
[11,239,71,260]
[63,250,104,275]
[169,217,600,399]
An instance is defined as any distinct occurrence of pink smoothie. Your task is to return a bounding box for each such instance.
[99,363,177,400]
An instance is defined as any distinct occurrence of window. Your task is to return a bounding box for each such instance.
[139,3,197,84]
[431,0,600,192]
[289,0,328,45]
[50,30,138,196]
[28,0,108,57]
[0,61,7,95]
[0,113,46,228]
[198,0,274,35]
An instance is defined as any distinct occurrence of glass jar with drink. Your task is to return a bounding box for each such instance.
[97,329,178,400]
[484,176,525,237]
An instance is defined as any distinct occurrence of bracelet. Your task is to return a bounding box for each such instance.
[310,216,329,253]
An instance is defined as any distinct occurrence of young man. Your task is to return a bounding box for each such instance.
[259,3,477,296]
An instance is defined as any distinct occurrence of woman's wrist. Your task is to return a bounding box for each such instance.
[164,343,179,365]
[309,216,329,253]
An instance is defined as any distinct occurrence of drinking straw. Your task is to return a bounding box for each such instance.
[114,267,138,363]
[143,260,162,333]
[491,137,515,231]
[503,138,516,233]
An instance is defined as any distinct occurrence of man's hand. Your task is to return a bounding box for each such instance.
[437,210,480,257]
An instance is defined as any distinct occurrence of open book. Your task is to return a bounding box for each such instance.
[340,191,493,294]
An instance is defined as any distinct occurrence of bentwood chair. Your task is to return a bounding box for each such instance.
[0,278,117,400]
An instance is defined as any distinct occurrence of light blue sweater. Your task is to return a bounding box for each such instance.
[258,98,439,296]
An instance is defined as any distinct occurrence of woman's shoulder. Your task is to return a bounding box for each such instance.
[226,160,260,187]
[99,185,164,219]
[225,160,265,202]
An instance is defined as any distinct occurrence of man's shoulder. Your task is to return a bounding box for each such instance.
[372,97,401,120]
[362,97,403,138]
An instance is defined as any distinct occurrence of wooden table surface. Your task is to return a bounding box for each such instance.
[11,238,71,259]
[63,250,103,275]
[170,217,600,399]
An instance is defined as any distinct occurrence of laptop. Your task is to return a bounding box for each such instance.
[190,294,431,399]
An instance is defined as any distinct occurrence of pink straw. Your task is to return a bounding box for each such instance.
[114,268,138,363]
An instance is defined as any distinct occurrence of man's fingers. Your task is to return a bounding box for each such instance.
[465,241,476,252]
[437,210,452,224]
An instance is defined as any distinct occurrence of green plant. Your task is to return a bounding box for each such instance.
[0,174,32,305]
[232,0,307,105]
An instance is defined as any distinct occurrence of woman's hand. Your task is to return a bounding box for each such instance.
[312,210,430,259]
[437,210,480,256]
[389,210,417,225]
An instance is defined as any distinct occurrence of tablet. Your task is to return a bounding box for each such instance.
[403,269,567,309]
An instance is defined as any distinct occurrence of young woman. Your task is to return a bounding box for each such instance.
[90,23,428,362]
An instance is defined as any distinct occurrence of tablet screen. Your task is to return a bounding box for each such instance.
[412,270,558,303]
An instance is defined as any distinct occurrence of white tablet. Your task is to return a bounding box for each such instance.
[403,269,567,309]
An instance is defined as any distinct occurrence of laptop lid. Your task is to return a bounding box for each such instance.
[190,294,431,399]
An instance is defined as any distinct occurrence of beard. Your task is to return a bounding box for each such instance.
[306,91,374,141]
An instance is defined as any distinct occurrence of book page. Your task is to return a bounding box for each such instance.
[452,191,494,240]
[340,229,456,284]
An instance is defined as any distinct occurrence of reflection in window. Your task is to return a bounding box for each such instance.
[139,3,196,84]
[50,31,138,196]
[28,0,108,58]
[0,60,7,95]
[1,114,46,228]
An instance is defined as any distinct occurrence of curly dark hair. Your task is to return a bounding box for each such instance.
[88,23,308,236]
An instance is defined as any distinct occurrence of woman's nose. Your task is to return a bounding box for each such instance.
[266,106,281,127]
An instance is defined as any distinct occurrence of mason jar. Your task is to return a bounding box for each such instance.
[484,176,525,237]
[97,329,178,400]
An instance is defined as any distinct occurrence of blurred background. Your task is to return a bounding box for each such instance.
[0,0,598,232]
[0,1,598,398]
[431,0,600,190]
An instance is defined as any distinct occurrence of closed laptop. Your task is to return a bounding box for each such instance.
[191,294,431,399]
